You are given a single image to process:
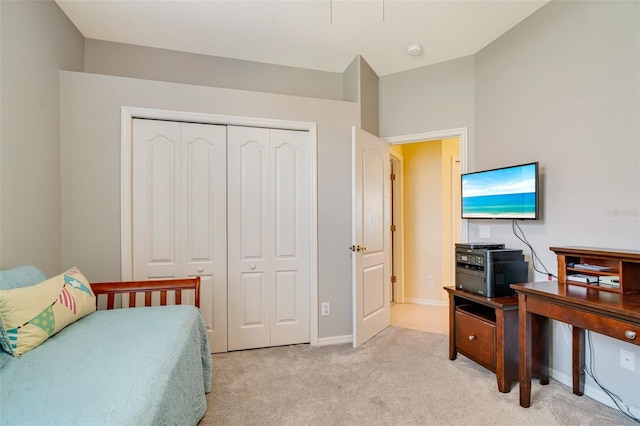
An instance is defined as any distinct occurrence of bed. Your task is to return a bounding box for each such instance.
[0,266,212,426]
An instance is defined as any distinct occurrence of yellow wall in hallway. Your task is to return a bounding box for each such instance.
[392,138,459,305]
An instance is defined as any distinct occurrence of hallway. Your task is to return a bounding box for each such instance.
[390,303,448,334]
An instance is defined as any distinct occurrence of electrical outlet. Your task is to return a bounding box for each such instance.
[427,276,434,285]
[321,302,330,316]
[479,225,490,239]
[621,349,635,371]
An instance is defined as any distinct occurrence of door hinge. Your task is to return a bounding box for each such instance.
[391,275,397,283]
[390,224,396,232]
[390,173,396,181]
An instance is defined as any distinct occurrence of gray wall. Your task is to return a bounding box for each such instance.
[340,55,380,135]
[85,39,344,101]
[474,0,639,410]
[474,0,639,254]
[379,55,475,141]
[359,57,379,136]
[0,0,84,276]
[60,71,359,339]
[342,57,359,103]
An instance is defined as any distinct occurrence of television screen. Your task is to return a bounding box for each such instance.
[461,162,539,220]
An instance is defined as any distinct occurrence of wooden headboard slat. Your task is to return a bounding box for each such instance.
[91,277,201,309]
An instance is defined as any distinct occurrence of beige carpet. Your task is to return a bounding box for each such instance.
[200,327,636,425]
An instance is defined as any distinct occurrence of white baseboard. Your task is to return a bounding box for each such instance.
[550,368,640,418]
[316,334,352,346]
[403,297,447,307]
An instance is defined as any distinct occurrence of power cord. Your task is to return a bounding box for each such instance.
[511,219,557,280]
[584,329,640,423]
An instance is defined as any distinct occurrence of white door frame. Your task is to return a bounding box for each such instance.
[389,152,404,304]
[384,127,470,303]
[450,155,461,302]
[120,106,319,346]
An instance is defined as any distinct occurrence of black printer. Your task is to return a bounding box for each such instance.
[455,243,529,297]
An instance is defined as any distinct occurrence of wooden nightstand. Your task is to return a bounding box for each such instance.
[445,286,538,393]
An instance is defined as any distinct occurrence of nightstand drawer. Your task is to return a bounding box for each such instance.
[455,309,496,370]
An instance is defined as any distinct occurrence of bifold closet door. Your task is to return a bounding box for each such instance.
[131,118,228,353]
[227,126,310,351]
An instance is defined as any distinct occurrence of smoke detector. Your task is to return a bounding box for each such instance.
[406,43,423,56]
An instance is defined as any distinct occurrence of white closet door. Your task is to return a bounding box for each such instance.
[227,126,310,350]
[132,119,227,353]
[133,119,310,352]
[227,126,271,350]
[269,129,310,346]
[180,122,227,353]
[132,119,182,280]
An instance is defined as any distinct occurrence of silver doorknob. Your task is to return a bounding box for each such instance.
[625,330,637,340]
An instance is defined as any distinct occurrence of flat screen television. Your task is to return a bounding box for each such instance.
[461,162,539,220]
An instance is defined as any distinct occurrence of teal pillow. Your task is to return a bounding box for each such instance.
[0,265,47,290]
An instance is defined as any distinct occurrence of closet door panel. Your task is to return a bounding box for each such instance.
[274,270,297,322]
[241,272,267,325]
[270,129,310,346]
[227,126,270,350]
[132,119,182,280]
[181,122,228,353]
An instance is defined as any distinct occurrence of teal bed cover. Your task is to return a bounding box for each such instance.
[0,305,212,425]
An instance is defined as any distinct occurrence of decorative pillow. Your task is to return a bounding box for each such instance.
[0,267,96,356]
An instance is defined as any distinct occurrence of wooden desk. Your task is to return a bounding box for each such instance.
[512,281,640,408]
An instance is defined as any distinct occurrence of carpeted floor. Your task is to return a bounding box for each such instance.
[200,327,636,425]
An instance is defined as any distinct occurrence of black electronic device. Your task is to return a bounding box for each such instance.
[455,244,529,297]
[455,242,505,251]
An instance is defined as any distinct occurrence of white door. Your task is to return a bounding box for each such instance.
[132,119,228,353]
[352,127,391,348]
[132,119,181,281]
[227,126,310,351]
[269,129,310,347]
[227,126,271,350]
[180,122,227,353]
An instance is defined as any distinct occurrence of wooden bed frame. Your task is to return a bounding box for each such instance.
[90,277,201,309]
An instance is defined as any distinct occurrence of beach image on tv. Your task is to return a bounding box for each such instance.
[462,164,537,219]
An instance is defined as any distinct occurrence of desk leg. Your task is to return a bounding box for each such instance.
[518,293,532,408]
[572,326,585,396]
[535,314,549,386]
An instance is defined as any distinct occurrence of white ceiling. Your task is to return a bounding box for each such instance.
[55,0,550,77]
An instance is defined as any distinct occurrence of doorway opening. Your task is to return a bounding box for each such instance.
[386,128,468,332]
